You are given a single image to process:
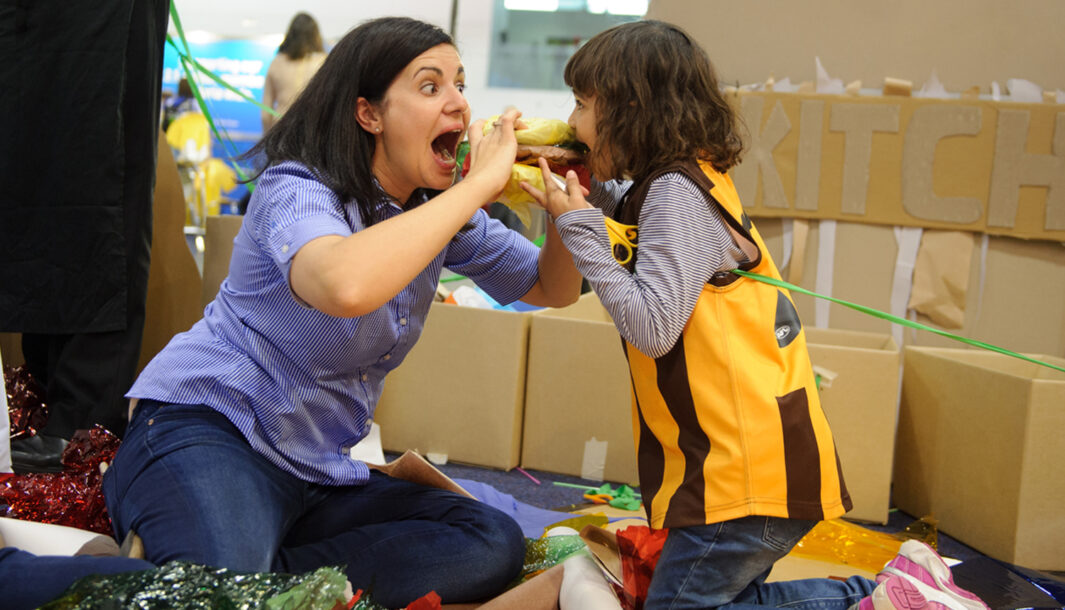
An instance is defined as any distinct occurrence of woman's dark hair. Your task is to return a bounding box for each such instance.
[245,17,453,226]
[278,13,324,60]
[564,20,743,181]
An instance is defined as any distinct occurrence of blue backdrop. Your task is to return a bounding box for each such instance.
[163,38,279,205]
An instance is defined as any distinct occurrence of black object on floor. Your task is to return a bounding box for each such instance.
[952,556,1065,610]
[10,434,69,474]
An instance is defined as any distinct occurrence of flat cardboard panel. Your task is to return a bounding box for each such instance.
[646,0,1064,98]
[375,302,530,470]
[201,214,244,309]
[522,294,637,484]
[805,327,900,524]
[894,346,1065,570]
[720,92,1065,241]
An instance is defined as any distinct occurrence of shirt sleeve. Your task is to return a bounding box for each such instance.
[445,208,541,305]
[554,172,745,357]
[585,177,629,218]
[248,163,355,284]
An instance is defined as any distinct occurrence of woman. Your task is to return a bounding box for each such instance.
[261,12,327,132]
[103,17,582,607]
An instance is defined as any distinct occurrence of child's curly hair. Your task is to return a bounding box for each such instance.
[564,20,744,182]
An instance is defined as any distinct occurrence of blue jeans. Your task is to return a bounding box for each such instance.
[102,401,525,608]
[0,547,153,610]
[645,515,876,609]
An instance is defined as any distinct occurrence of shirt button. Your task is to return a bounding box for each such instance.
[361,373,368,381]
[399,317,408,326]
[281,244,290,253]
[382,354,391,361]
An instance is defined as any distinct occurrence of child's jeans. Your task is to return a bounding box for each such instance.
[645,515,875,609]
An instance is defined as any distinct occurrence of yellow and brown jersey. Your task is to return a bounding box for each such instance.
[612,160,851,530]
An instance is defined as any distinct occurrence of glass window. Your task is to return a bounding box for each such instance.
[488,0,646,90]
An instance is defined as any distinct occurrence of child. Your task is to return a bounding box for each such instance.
[522,20,989,610]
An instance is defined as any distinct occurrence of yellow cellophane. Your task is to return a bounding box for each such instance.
[788,517,939,573]
[483,116,577,147]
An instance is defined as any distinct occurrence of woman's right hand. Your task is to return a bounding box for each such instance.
[463,107,523,202]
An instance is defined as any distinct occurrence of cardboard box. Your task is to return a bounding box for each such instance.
[521,294,637,485]
[755,219,1065,360]
[894,346,1065,570]
[805,327,900,524]
[201,214,243,308]
[375,302,531,470]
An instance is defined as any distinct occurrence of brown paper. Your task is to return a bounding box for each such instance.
[907,231,974,329]
[369,449,475,499]
[578,525,623,586]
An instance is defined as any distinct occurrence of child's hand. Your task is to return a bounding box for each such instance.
[519,157,591,220]
[466,108,523,200]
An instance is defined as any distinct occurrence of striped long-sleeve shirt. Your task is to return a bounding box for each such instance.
[555,172,748,358]
[128,161,542,485]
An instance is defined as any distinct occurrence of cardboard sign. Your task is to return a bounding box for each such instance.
[730,91,1065,241]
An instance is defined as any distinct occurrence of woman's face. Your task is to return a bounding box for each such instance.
[370,43,470,203]
[568,93,610,179]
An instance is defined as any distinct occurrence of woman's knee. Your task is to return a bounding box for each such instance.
[470,508,525,583]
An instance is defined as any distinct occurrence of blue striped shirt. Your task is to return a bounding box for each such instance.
[129,161,541,485]
[555,172,746,358]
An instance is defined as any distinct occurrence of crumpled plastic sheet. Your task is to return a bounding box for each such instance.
[0,425,120,534]
[515,534,589,585]
[39,560,349,610]
[790,516,939,574]
[4,364,49,441]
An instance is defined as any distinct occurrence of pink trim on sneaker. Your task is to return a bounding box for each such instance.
[875,575,952,610]
[878,540,989,610]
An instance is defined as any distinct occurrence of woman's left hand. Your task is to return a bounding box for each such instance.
[520,157,592,221]
[465,108,523,202]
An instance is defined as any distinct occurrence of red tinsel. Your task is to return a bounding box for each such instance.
[615,525,669,610]
[4,364,49,441]
[0,425,121,534]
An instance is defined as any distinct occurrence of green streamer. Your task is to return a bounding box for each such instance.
[167,1,258,186]
[732,269,1065,374]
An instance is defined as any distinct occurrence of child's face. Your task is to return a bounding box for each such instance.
[568,93,610,179]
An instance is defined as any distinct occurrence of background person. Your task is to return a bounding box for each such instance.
[260,12,327,132]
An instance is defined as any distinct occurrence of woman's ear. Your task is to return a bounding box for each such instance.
[355,97,381,134]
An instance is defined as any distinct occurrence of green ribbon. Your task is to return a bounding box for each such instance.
[167,1,263,186]
[732,269,1065,374]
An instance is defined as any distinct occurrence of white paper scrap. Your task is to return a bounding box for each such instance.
[349,421,386,465]
[581,437,608,482]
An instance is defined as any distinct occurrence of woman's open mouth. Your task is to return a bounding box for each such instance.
[431,129,463,170]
